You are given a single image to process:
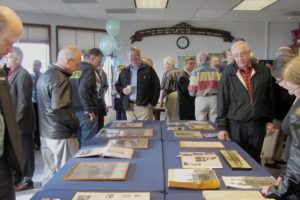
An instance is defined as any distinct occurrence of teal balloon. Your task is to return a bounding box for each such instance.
[106,18,120,37]
[99,35,116,56]
[114,37,124,51]
[111,56,120,67]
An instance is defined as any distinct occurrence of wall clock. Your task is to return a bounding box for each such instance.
[176,36,189,49]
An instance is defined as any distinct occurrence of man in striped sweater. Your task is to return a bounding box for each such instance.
[188,51,221,122]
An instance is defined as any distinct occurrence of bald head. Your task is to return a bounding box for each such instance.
[57,46,81,73]
[231,41,251,69]
[0,6,23,59]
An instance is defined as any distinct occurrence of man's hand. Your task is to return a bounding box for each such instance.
[218,130,230,140]
[123,87,131,96]
[266,122,276,135]
[262,177,282,196]
[88,112,96,122]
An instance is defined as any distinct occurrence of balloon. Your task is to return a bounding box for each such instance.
[114,37,124,51]
[111,56,120,67]
[101,56,107,65]
[99,35,116,56]
[106,18,120,37]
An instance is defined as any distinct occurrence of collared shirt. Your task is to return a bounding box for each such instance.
[0,106,4,157]
[31,71,41,103]
[129,65,139,102]
[161,67,181,95]
[239,64,253,97]
[8,66,20,81]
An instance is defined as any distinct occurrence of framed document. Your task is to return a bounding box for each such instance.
[111,122,143,128]
[202,132,219,138]
[97,129,153,138]
[74,147,134,159]
[107,138,149,149]
[187,122,215,131]
[166,121,187,126]
[220,150,252,170]
[168,168,220,189]
[222,176,276,189]
[64,162,130,181]
[174,130,203,138]
[167,126,185,131]
[180,152,223,168]
[180,141,225,149]
[202,190,272,200]
[72,192,150,200]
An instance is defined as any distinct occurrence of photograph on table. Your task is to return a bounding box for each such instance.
[202,132,219,138]
[97,129,153,138]
[168,168,220,189]
[166,121,187,126]
[111,121,144,128]
[72,192,150,200]
[174,130,203,138]
[167,126,185,131]
[107,138,149,149]
[179,141,225,149]
[64,162,130,181]
[202,190,272,200]
[180,152,223,168]
[222,176,276,189]
[187,122,215,131]
[74,147,134,159]
[220,150,252,170]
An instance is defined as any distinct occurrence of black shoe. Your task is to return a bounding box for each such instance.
[265,163,281,169]
[275,160,287,165]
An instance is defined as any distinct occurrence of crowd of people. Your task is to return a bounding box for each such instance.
[0,5,300,200]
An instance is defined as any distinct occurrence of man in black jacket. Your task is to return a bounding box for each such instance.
[37,46,80,184]
[115,47,160,120]
[0,5,24,199]
[70,48,103,145]
[217,41,274,163]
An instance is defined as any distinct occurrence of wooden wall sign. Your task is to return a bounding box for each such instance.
[130,22,234,44]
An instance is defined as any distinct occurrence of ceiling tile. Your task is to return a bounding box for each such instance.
[99,0,135,9]
[167,0,205,9]
[200,0,241,9]
[194,9,229,18]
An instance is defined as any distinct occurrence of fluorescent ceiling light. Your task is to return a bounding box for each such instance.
[135,0,168,8]
[233,0,278,11]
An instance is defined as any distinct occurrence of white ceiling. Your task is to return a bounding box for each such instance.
[1,0,300,22]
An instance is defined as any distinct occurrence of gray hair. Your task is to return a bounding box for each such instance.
[57,45,81,63]
[276,46,292,57]
[196,51,210,64]
[163,56,175,67]
[12,46,23,62]
[83,48,103,61]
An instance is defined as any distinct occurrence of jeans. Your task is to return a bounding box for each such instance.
[76,111,98,145]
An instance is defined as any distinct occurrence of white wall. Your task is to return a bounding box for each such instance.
[17,11,298,79]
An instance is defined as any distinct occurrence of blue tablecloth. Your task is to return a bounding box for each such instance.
[161,120,217,141]
[163,140,271,196]
[43,140,164,192]
[31,190,164,200]
[31,190,165,200]
[83,121,162,147]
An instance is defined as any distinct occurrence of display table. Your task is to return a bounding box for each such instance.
[161,120,217,141]
[31,190,164,200]
[83,120,162,147]
[43,140,164,192]
[163,140,271,199]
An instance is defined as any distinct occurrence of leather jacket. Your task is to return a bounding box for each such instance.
[37,64,79,139]
[266,111,300,199]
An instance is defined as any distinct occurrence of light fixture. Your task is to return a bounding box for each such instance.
[233,0,278,11]
[135,0,168,8]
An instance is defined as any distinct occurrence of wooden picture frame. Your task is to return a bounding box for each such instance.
[64,162,130,181]
[74,147,134,159]
[97,129,154,138]
[167,126,185,131]
[202,190,272,200]
[187,122,215,131]
[222,176,276,189]
[71,192,151,200]
[111,122,143,128]
[179,141,225,149]
[174,130,203,138]
[106,138,149,149]
[220,150,252,170]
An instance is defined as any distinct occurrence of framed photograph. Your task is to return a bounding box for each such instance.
[202,190,270,200]
[180,152,223,168]
[72,192,150,200]
[111,122,143,128]
[222,176,276,189]
[220,150,252,170]
[166,121,187,126]
[167,126,185,131]
[168,168,220,189]
[202,132,219,138]
[107,138,149,149]
[187,122,215,131]
[64,162,130,181]
[180,141,225,149]
[97,129,153,138]
[174,130,203,138]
